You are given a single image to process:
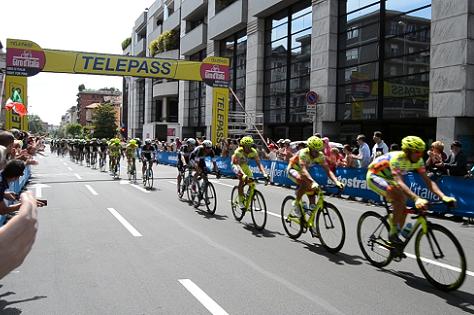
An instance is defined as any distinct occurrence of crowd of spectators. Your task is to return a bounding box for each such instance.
[155,131,472,178]
[0,129,44,280]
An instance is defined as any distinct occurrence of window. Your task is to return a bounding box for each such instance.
[137,79,145,125]
[346,48,359,60]
[264,1,312,126]
[347,27,359,39]
[188,50,207,127]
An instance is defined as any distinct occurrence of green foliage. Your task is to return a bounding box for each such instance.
[149,29,178,56]
[28,114,45,134]
[122,37,132,50]
[92,104,118,139]
[66,123,83,137]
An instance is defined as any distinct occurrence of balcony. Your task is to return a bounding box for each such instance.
[181,0,207,20]
[147,24,163,47]
[209,0,247,40]
[134,11,148,32]
[180,23,207,55]
[133,37,146,56]
[148,0,163,18]
[155,49,179,60]
[227,111,264,136]
[153,81,179,97]
[162,9,181,32]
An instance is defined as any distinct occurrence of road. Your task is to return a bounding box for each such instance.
[1,152,473,314]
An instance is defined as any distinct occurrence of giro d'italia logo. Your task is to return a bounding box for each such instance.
[200,63,229,88]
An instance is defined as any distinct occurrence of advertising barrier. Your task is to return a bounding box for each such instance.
[156,151,474,218]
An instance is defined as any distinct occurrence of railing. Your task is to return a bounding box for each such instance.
[228,111,263,135]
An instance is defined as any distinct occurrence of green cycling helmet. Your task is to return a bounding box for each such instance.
[307,136,323,151]
[240,136,254,147]
[401,136,425,152]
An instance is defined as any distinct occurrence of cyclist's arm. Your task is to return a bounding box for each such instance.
[254,156,266,175]
[299,159,312,181]
[321,162,339,185]
[420,172,447,200]
[393,173,419,201]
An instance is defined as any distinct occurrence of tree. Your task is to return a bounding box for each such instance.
[27,114,46,134]
[78,84,86,92]
[92,104,118,139]
[66,123,83,137]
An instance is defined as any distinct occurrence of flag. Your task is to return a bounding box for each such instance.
[5,89,27,116]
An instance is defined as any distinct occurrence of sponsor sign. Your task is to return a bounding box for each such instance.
[6,39,45,76]
[200,56,230,88]
[211,87,229,144]
[4,75,28,131]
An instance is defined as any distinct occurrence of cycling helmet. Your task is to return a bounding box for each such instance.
[240,136,254,147]
[129,139,137,145]
[101,138,107,143]
[186,138,196,146]
[145,138,152,144]
[307,136,323,151]
[401,136,425,152]
[202,140,213,148]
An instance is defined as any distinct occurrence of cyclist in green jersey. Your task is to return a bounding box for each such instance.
[231,136,269,209]
[125,139,138,174]
[287,136,343,213]
[366,136,456,243]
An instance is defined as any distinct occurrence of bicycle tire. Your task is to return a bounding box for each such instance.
[316,202,346,253]
[205,182,217,214]
[281,195,303,239]
[251,190,267,231]
[415,223,466,291]
[146,168,154,189]
[357,211,392,267]
[231,186,245,221]
[177,176,186,199]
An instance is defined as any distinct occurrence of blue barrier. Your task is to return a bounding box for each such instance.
[156,151,474,218]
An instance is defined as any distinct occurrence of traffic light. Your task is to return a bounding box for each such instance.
[120,127,126,137]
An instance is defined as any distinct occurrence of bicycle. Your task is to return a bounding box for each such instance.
[231,177,268,230]
[357,200,466,291]
[142,159,154,189]
[190,171,218,214]
[90,151,98,169]
[281,185,345,253]
[127,158,137,183]
[99,152,107,172]
[111,156,120,179]
[177,166,193,201]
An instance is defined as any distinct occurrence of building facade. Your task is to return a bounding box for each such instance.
[76,89,122,126]
[124,0,474,156]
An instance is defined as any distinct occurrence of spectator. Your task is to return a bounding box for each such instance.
[390,143,399,151]
[0,160,26,215]
[439,141,467,176]
[341,144,357,168]
[268,143,278,160]
[371,131,389,160]
[175,138,182,151]
[327,147,343,172]
[426,141,447,176]
[354,134,371,168]
[0,191,38,280]
[280,139,293,161]
[314,133,322,138]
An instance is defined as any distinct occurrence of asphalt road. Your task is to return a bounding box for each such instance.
[1,151,473,315]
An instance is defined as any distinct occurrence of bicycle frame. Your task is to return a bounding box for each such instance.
[242,180,257,210]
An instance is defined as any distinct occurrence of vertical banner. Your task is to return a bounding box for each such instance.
[4,75,28,131]
[211,87,229,144]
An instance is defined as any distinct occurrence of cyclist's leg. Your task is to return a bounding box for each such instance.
[142,158,147,176]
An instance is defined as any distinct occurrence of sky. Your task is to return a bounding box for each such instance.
[0,0,151,125]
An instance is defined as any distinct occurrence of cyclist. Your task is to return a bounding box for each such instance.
[177,138,196,193]
[287,136,344,214]
[189,140,219,182]
[90,138,99,167]
[140,139,156,179]
[125,139,138,176]
[108,138,123,174]
[84,139,92,166]
[366,136,456,245]
[231,136,269,209]
[98,138,108,168]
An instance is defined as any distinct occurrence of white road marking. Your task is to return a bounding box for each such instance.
[119,180,129,185]
[130,183,151,194]
[404,252,474,277]
[178,279,229,315]
[74,173,82,180]
[267,211,282,219]
[67,167,73,171]
[106,208,142,237]
[85,185,98,196]
[63,162,67,166]
[29,184,50,198]
[168,181,177,185]
[209,179,234,188]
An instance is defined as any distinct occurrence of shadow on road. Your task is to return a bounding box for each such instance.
[0,285,47,315]
[296,240,364,266]
[241,223,285,238]
[378,269,474,314]
[194,209,228,221]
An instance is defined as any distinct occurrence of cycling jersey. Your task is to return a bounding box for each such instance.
[91,143,99,152]
[232,147,258,165]
[368,151,425,179]
[109,143,122,157]
[288,148,325,172]
[177,144,193,164]
[125,143,138,158]
[141,144,155,160]
[190,145,215,161]
[99,143,108,152]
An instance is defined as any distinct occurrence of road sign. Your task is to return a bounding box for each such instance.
[306,91,318,105]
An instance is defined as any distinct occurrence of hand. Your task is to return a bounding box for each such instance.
[442,196,457,205]
[415,197,429,210]
[4,192,18,201]
[336,181,345,190]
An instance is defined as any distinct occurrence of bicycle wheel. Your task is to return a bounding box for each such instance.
[204,182,217,214]
[146,168,154,189]
[251,190,267,231]
[316,202,345,253]
[231,186,245,221]
[177,176,186,199]
[357,211,392,267]
[415,223,466,291]
[281,196,303,239]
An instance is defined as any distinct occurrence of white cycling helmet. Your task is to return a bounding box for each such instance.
[145,138,152,144]
[186,138,196,146]
[202,140,213,148]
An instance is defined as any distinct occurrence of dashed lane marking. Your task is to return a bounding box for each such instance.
[85,184,98,196]
[106,208,142,237]
[178,279,229,315]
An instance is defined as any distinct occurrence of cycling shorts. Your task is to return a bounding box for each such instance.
[287,168,320,190]
[232,164,252,179]
[366,172,398,199]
